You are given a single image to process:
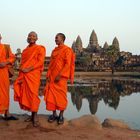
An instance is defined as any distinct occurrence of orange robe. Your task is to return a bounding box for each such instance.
[14,44,46,112]
[44,44,75,111]
[0,44,15,114]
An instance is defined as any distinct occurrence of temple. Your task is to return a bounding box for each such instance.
[71,29,140,72]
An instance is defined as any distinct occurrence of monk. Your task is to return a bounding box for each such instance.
[14,31,46,127]
[44,33,75,124]
[0,33,17,120]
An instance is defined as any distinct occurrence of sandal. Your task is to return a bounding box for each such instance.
[57,116,64,125]
[33,120,40,127]
[3,116,18,121]
[48,115,58,123]
[24,117,32,122]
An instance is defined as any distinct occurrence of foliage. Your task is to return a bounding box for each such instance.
[105,45,120,73]
[106,45,120,62]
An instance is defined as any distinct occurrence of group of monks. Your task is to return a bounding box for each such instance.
[0,32,75,127]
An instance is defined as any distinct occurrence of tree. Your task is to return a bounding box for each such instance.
[106,45,120,74]
[76,55,92,71]
[81,55,92,71]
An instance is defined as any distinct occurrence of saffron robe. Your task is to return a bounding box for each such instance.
[44,44,75,111]
[0,44,15,114]
[14,44,46,112]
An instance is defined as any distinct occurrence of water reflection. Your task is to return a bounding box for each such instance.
[38,79,140,115]
[68,79,140,115]
[10,78,140,129]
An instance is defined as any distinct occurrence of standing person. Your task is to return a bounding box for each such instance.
[14,31,46,127]
[44,33,75,124]
[0,33,17,120]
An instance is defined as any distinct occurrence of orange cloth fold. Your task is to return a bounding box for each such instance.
[14,44,46,112]
[0,44,15,114]
[44,44,75,111]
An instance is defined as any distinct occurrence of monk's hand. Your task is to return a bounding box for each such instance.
[0,62,9,68]
[21,66,34,73]
[46,77,50,83]
[18,80,23,84]
[54,74,61,83]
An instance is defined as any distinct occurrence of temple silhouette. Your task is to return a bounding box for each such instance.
[71,30,140,72]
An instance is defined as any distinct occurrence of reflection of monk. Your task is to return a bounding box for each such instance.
[0,33,18,120]
[14,31,46,127]
[44,33,75,124]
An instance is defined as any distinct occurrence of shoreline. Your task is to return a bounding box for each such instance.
[0,114,140,140]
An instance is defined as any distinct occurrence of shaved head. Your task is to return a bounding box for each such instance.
[28,31,38,38]
[27,31,38,44]
[56,33,66,42]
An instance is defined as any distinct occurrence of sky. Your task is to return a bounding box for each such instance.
[0,0,140,55]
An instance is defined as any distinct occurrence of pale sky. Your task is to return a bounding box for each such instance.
[0,0,140,55]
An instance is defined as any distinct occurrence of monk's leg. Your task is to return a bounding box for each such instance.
[59,110,64,117]
[32,112,39,127]
[4,110,9,117]
[53,110,57,117]
[57,110,64,124]
[25,112,37,123]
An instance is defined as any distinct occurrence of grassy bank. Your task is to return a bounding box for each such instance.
[74,71,140,77]
[11,71,140,82]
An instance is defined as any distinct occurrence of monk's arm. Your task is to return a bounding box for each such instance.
[0,47,15,67]
[59,49,72,78]
[33,47,46,70]
[46,55,53,78]
[7,47,15,64]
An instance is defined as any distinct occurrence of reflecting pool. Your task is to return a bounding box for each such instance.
[10,78,140,130]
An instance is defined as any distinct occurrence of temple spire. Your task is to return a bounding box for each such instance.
[112,37,120,51]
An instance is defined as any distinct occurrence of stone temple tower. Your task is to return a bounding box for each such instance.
[75,35,83,52]
[103,42,109,51]
[87,30,100,53]
[72,35,83,55]
[72,41,76,52]
[112,37,120,51]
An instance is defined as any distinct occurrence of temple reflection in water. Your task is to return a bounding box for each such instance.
[39,79,140,115]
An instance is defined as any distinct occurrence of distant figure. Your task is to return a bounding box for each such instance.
[15,48,22,70]
[0,33,18,120]
[14,31,46,127]
[44,33,75,124]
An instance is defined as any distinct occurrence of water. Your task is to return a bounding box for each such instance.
[9,78,140,130]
